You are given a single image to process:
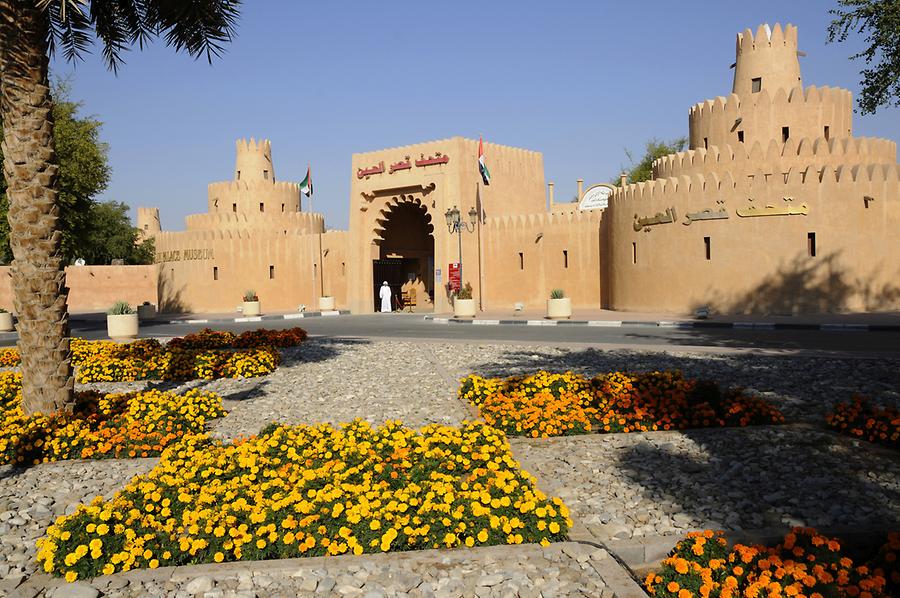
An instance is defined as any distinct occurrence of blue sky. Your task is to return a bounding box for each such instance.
[51,1,900,232]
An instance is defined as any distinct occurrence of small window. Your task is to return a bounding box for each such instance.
[281,203,285,212]
[807,232,816,257]
[632,242,637,264]
[232,203,237,212]
[563,250,569,268]
[263,170,269,180]
[213,198,219,208]
[236,171,241,180]
[703,137,708,149]
[213,266,218,281]
[269,265,275,279]
[824,126,830,141]
[704,237,711,261]
[518,252,524,270]
[341,262,346,275]
[737,130,744,143]
[143,224,149,230]
[259,202,265,212]
[751,77,762,93]
[782,127,790,143]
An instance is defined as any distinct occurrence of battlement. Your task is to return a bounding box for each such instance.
[185,211,324,233]
[611,162,899,207]
[654,136,897,179]
[689,86,852,121]
[207,180,300,195]
[733,23,802,96]
[136,207,161,238]
[483,209,602,231]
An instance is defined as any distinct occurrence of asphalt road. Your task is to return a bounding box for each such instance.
[1,313,893,356]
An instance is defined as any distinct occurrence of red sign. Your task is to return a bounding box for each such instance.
[448,263,461,292]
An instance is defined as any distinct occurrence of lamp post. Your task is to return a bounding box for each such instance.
[444,205,478,292]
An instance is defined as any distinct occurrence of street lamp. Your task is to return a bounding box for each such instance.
[445,205,477,292]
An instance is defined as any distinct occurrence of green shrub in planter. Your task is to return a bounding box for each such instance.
[107,301,134,316]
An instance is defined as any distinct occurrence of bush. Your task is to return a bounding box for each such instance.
[550,289,565,299]
[107,301,134,315]
[0,372,224,467]
[459,370,784,438]
[644,528,893,598]
[826,395,899,449]
[36,420,571,581]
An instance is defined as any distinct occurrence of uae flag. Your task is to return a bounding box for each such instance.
[299,166,313,197]
[478,137,491,185]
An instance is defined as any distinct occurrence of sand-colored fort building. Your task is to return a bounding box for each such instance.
[129,23,898,316]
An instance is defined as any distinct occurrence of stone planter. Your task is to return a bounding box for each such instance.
[547,298,572,319]
[453,298,476,318]
[137,303,157,320]
[318,296,335,311]
[107,313,139,340]
[0,312,13,332]
[242,301,261,317]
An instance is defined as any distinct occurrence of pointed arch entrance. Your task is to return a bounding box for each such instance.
[372,198,435,311]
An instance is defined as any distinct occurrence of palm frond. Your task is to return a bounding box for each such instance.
[37,0,241,71]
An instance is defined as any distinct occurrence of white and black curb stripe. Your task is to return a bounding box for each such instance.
[423,315,899,332]
[169,310,349,325]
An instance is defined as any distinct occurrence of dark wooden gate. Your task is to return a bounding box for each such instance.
[373,258,404,311]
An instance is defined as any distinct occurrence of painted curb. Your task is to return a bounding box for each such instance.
[167,311,351,325]
[422,315,900,332]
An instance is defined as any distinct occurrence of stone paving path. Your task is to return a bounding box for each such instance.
[2,338,899,597]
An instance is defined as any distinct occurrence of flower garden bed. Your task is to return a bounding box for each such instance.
[827,396,899,450]
[644,528,898,598]
[36,420,571,581]
[459,370,784,438]
[0,372,225,466]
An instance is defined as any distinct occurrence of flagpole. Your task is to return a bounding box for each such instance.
[476,136,486,313]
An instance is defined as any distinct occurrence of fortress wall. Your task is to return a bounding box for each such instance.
[688,86,853,151]
[155,229,326,313]
[320,230,349,308]
[606,164,900,314]
[654,136,897,180]
[185,211,324,233]
[0,265,158,314]
[206,180,301,216]
[482,210,603,310]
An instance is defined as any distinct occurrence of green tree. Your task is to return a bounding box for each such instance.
[0,82,110,264]
[620,137,687,184]
[82,201,155,265]
[0,1,240,415]
[827,0,900,114]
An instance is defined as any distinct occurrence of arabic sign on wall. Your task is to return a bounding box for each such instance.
[357,153,450,179]
[578,184,615,211]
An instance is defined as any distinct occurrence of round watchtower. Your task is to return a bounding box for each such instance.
[235,138,275,182]
[733,23,801,97]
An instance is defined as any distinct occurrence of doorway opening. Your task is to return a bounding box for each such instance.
[373,201,435,312]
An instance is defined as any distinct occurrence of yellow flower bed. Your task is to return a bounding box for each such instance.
[76,346,280,383]
[460,370,784,438]
[0,347,21,368]
[0,372,224,466]
[37,420,571,581]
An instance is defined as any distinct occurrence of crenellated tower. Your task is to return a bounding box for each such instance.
[687,23,854,154]
[137,207,161,239]
[234,138,275,182]
[732,23,801,97]
[207,139,303,218]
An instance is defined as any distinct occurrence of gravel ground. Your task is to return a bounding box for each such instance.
[29,543,616,598]
[511,426,900,542]
[0,459,157,585]
[1,338,898,595]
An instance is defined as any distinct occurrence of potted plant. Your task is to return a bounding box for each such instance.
[107,301,139,339]
[0,308,13,332]
[137,301,157,320]
[453,282,476,318]
[547,289,572,319]
[242,290,261,316]
[318,296,335,311]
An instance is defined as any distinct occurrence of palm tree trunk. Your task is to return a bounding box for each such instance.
[0,0,74,414]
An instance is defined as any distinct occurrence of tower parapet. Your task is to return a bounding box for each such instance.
[234,138,274,182]
[733,23,801,97]
[137,207,161,239]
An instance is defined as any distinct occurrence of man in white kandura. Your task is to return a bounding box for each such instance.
[379,281,392,313]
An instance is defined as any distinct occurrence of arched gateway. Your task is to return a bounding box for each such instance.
[372,198,435,311]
